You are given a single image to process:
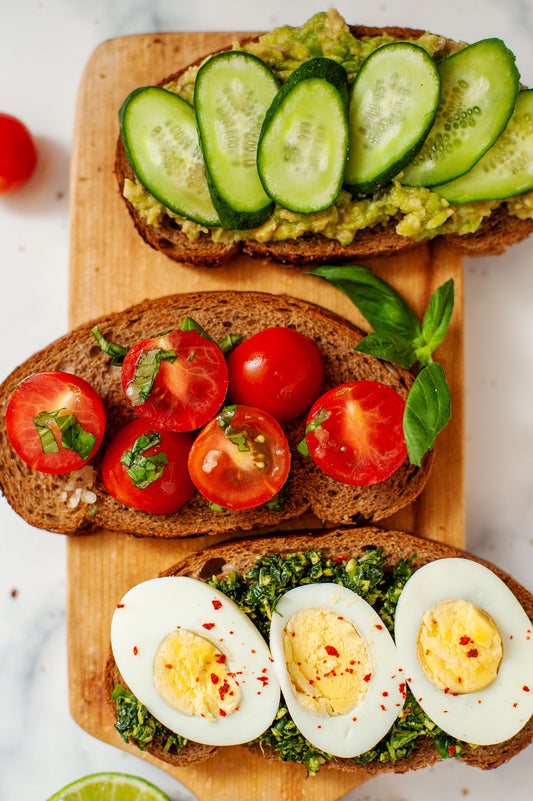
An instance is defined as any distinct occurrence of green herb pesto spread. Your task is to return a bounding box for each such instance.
[110,547,465,774]
[123,9,533,244]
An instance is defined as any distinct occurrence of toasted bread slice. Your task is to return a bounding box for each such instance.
[104,525,533,773]
[0,291,432,537]
[115,22,533,267]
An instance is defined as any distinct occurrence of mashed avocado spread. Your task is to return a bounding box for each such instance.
[123,9,533,245]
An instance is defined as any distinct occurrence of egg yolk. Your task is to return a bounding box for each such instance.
[153,629,241,721]
[283,607,371,716]
[417,599,503,694]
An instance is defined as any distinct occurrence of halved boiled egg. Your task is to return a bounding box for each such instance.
[111,576,280,745]
[269,583,405,757]
[394,558,533,745]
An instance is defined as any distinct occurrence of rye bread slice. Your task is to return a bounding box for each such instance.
[105,525,533,774]
[115,24,533,267]
[0,291,433,537]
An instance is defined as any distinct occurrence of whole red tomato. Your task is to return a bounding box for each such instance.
[0,113,37,193]
[227,327,325,422]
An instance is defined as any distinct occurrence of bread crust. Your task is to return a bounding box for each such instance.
[115,24,533,267]
[0,291,433,537]
[105,525,533,773]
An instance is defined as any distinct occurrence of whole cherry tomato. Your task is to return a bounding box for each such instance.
[227,327,325,422]
[121,328,228,432]
[188,405,291,510]
[0,113,37,193]
[303,381,407,486]
[6,371,106,474]
[101,418,195,514]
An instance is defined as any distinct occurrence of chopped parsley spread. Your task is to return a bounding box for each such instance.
[110,547,465,773]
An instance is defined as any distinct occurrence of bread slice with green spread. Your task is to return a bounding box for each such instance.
[104,525,533,775]
[116,10,533,268]
[0,290,432,537]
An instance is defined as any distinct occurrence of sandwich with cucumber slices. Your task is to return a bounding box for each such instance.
[116,9,533,267]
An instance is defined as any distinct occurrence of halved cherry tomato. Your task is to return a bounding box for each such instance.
[5,371,106,474]
[304,381,407,486]
[227,327,325,422]
[101,418,195,514]
[187,405,291,510]
[0,113,37,193]
[121,329,228,432]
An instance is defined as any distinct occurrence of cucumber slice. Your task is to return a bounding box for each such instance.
[257,57,349,214]
[194,51,280,230]
[119,86,220,226]
[401,38,520,187]
[433,90,533,202]
[344,43,441,197]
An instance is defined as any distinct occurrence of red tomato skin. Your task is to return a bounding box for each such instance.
[101,418,195,514]
[121,329,228,432]
[5,371,106,474]
[305,381,407,487]
[227,327,325,422]
[188,405,291,510]
[0,113,37,193]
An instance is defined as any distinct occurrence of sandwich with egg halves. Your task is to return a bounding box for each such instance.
[116,9,533,268]
[105,526,533,776]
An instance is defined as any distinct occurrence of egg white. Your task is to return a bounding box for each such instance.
[394,558,533,745]
[111,576,280,746]
[269,583,405,758]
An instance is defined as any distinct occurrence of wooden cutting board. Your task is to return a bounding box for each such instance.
[67,31,465,801]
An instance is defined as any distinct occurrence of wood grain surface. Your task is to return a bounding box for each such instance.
[67,32,465,801]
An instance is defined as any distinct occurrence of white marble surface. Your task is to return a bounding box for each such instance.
[1,1,533,799]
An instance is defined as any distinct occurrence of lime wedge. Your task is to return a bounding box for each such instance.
[46,772,171,801]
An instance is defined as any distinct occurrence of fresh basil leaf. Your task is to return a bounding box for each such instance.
[120,431,168,489]
[307,264,420,341]
[33,411,60,453]
[414,279,455,366]
[127,348,177,406]
[354,332,417,369]
[217,406,237,428]
[403,363,451,466]
[208,501,229,513]
[32,409,97,460]
[218,332,243,355]
[181,316,215,342]
[297,406,329,457]
[91,326,129,366]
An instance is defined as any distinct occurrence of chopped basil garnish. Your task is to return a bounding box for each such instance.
[180,316,215,341]
[120,431,168,489]
[127,348,177,407]
[218,332,243,355]
[91,326,128,366]
[307,264,454,466]
[297,405,329,457]
[32,409,96,461]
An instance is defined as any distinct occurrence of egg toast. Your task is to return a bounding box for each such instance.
[0,290,433,538]
[104,526,533,775]
[115,10,533,268]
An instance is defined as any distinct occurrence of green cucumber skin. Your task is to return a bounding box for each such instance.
[401,38,520,188]
[194,51,279,230]
[257,57,349,214]
[119,86,220,227]
[434,90,533,203]
[344,43,441,198]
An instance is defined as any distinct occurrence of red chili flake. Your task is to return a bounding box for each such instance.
[202,622,215,630]
[345,668,354,675]
[291,632,296,637]
[459,635,472,646]
[467,649,479,658]
[229,631,234,635]
[116,603,125,609]
[333,553,347,563]
[257,676,269,685]
[262,667,267,673]
[219,709,227,717]
[444,687,450,694]
[215,654,227,664]
[212,599,222,610]
[448,745,456,757]
[133,646,138,655]
[399,683,407,699]
[317,725,322,729]
[352,716,357,722]
[375,624,383,630]
[380,704,386,711]
[523,686,530,692]
[337,616,344,621]
[363,673,372,682]
[165,663,173,670]
[325,645,340,658]
[251,649,256,654]
[513,702,518,708]
[218,680,230,700]
[210,673,220,684]
[309,679,314,685]
[382,691,389,697]
[350,660,356,665]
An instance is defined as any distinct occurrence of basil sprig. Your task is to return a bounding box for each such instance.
[307,264,454,466]
[120,431,168,489]
[33,409,97,461]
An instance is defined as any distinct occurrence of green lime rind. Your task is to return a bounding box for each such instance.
[46,771,171,801]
